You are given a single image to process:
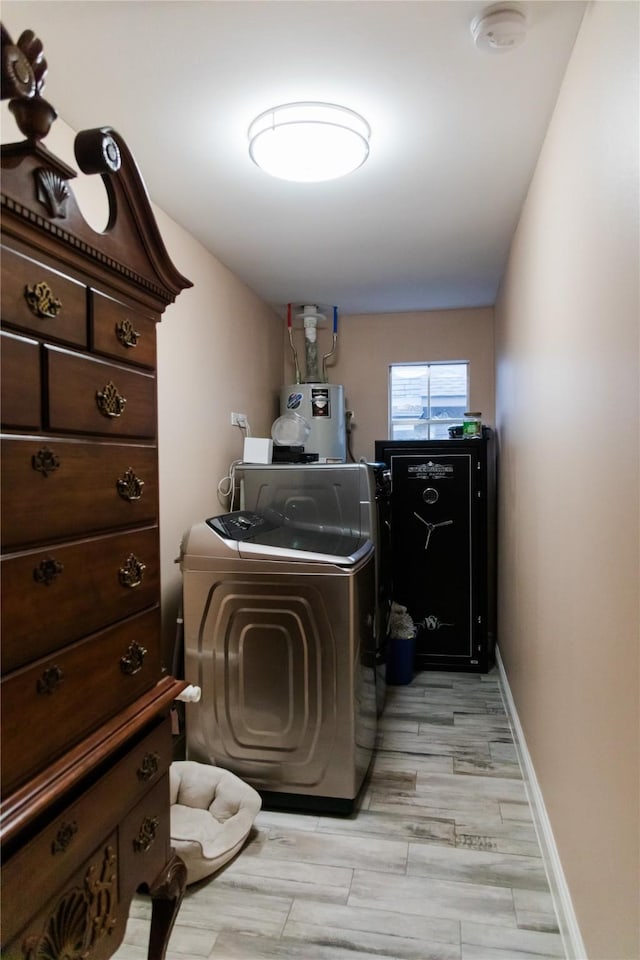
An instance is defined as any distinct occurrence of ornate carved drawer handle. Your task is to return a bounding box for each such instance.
[32,446,60,477]
[137,751,160,781]
[133,815,159,853]
[51,820,78,855]
[115,317,140,348]
[96,380,127,418]
[118,553,146,588]
[120,640,147,675]
[33,557,64,585]
[24,280,62,319]
[37,665,64,694]
[117,467,145,502]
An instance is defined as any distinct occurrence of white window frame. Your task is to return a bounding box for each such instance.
[388,361,469,440]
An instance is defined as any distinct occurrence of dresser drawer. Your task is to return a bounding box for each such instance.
[46,345,157,438]
[92,288,157,368]
[0,330,41,430]
[1,608,162,796]
[119,773,172,902]
[1,526,160,674]
[1,245,88,347]
[1,436,158,549]
[1,719,170,944]
[0,834,123,959]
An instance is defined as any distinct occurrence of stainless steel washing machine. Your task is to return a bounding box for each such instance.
[238,461,390,716]
[180,467,377,812]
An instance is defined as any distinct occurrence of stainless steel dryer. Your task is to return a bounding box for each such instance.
[180,467,377,812]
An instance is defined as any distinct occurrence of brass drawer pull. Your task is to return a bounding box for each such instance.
[51,820,78,855]
[37,665,64,694]
[32,446,60,477]
[120,640,147,676]
[96,380,127,418]
[133,815,159,853]
[137,751,160,781]
[116,467,145,502]
[115,317,140,349]
[24,280,62,319]
[118,553,146,589]
[33,557,64,585]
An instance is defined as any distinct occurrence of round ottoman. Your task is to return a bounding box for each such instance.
[170,760,262,885]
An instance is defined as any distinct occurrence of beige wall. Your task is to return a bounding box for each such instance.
[285,307,495,461]
[153,212,282,659]
[494,3,639,957]
[1,111,284,663]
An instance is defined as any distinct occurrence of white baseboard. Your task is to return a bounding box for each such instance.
[495,645,588,960]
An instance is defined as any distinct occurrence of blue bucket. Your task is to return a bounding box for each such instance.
[386,634,415,685]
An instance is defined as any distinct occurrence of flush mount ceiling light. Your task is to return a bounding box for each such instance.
[248,102,371,183]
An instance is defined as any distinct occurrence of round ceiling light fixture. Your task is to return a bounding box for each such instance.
[248,101,371,183]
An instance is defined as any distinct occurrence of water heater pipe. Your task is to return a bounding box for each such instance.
[321,306,338,382]
[302,304,321,382]
[286,302,301,384]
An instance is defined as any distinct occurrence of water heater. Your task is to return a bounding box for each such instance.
[275,304,347,462]
[280,382,346,462]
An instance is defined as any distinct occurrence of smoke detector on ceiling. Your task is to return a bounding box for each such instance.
[471,5,528,53]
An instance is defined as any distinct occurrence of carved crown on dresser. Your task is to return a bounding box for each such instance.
[1,24,192,960]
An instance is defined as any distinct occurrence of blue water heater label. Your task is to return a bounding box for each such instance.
[286,392,303,410]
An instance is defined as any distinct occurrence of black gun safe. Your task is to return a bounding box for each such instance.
[375,432,496,672]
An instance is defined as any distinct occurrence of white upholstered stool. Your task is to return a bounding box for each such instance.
[170,760,261,884]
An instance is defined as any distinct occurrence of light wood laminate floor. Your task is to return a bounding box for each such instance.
[113,669,565,960]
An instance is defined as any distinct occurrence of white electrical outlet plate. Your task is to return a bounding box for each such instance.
[230,412,247,426]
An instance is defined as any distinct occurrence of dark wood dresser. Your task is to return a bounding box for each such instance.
[0,25,192,959]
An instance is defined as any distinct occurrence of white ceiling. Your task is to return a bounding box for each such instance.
[2,1,586,316]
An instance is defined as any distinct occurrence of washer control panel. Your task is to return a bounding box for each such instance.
[207,510,276,542]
